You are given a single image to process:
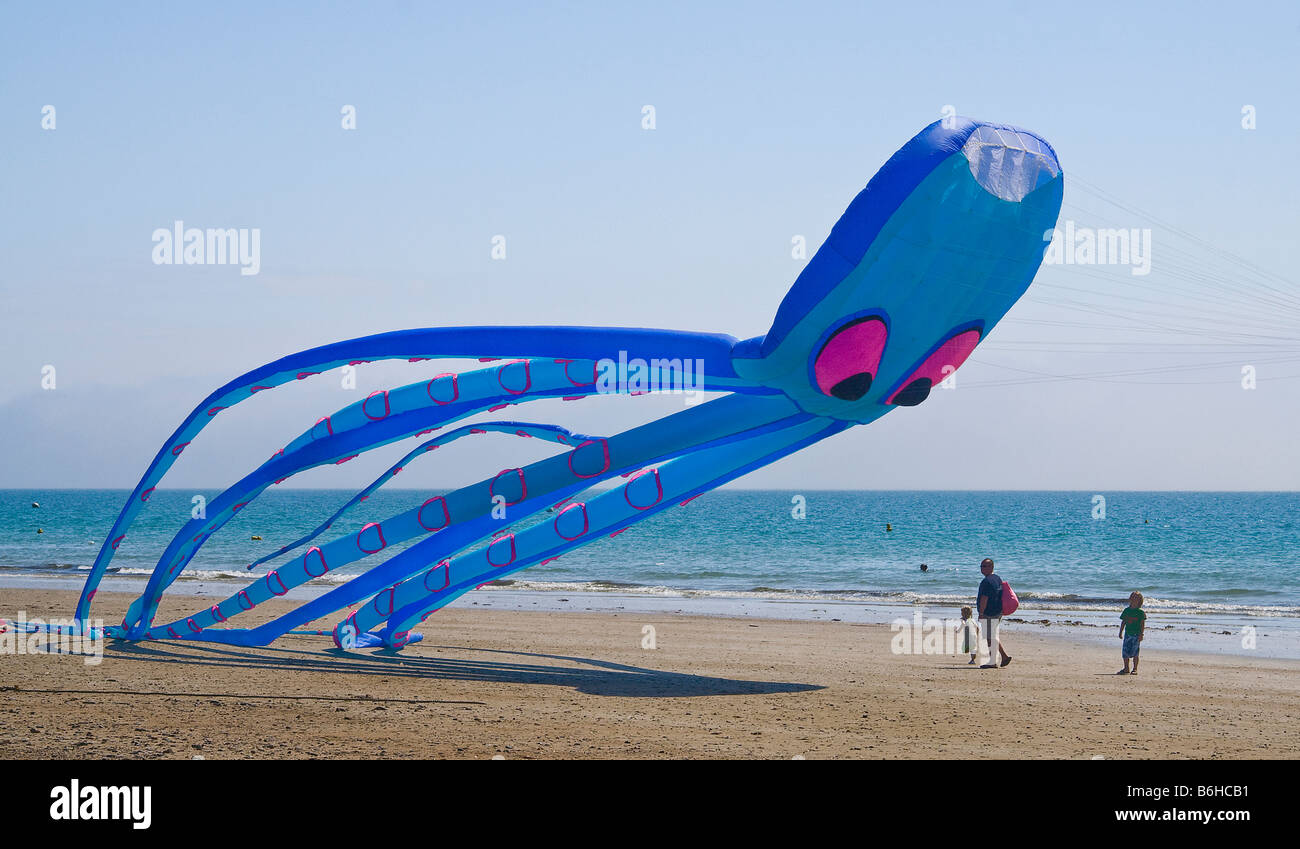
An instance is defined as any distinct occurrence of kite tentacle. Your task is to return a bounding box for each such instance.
[125,351,768,636]
[78,324,763,625]
[363,414,847,647]
[146,392,804,644]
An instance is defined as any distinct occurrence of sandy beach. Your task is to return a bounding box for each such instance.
[1,588,1297,759]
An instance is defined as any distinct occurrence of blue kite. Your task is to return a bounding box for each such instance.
[66,118,1061,650]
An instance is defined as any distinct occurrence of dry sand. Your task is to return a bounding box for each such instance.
[2,588,1297,759]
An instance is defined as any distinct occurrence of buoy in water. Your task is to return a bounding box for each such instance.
[31,502,40,508]
[885,523,893,532]
[920,563,928,572]
[251,535,262,541]
[36,528,43,534]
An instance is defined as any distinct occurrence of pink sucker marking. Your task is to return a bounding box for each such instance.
[171,442,191,456]
[250,385,273,394]
[418,496,450,532]
[266,570,289,596]
[487,533,516,567]
[356,522,387,554]
[553,501,589,540]
[426,373,459,405]
[424,560,451,592]
[624,468,663,510]
[489,468,527,505]
[295,371,320,380]
[557,358,598,387]
[303,546,328,578]
[206,406,226,417]
[140,487,156,502]
[496,359,532,395]
[362,390,390,421]
[568,438,610,479]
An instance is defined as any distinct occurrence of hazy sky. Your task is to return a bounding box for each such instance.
[2,1,1298,490]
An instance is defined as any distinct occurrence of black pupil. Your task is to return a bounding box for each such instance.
[891,377,932,406]
[829,372,872,401]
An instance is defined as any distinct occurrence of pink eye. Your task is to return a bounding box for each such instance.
[813,316,887,401]
[886,329,981,406]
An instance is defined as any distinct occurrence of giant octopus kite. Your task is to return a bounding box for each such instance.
[70,118,1062,650]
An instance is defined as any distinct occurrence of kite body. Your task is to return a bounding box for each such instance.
[63,118,1062,650]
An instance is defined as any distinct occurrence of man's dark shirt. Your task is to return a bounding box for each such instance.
[978,573,1003,618]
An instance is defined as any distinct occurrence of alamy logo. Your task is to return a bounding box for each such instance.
[0,613,103,665]
[890,609,972,655]
[1042,221,1151,276]
[595,352,706,406]
[49,779,151,829]
[151,220,261,276]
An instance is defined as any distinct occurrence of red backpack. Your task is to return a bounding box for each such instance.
[1000,581,1020,615]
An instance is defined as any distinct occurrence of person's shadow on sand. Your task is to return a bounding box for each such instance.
[66,639,824,699]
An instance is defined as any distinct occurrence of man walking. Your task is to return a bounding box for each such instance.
[977,557,1012,669]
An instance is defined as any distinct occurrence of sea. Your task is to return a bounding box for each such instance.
[2,490,1297,657]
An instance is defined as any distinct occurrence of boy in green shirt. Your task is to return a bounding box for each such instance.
[1118,591,1146,675]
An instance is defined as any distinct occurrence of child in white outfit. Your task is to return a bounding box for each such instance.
[960,606,980,664]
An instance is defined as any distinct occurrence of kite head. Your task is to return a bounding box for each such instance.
[732,118,1063,422]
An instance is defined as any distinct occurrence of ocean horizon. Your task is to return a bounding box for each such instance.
[3,489,1297,657]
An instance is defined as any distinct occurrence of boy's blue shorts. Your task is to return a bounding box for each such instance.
[1122,634,1141,659]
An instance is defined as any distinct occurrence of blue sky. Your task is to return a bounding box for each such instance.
[1,1,1298,489]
